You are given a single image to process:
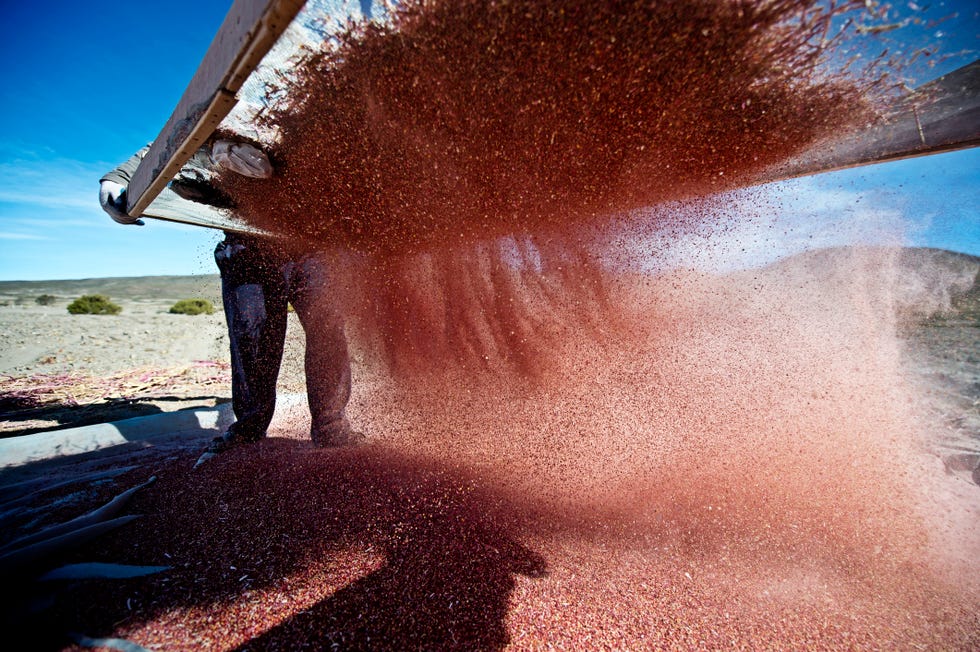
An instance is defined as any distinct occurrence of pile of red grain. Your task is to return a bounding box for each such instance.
[217,0,884,376]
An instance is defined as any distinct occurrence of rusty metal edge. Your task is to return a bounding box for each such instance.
[126,0,306,218]
[755,59,980,185]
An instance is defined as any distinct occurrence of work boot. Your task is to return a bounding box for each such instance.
[194,427,263,469]
[311,419,366,448]
[206,429,263,454]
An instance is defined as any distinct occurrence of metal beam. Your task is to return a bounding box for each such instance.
[758,60,980,183]
[126,0,306,218]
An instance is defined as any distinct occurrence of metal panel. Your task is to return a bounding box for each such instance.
[141,188,271,235]
[126,0,306,217]
[758,60,980,183]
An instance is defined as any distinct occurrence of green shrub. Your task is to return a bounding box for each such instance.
[169,298,216,315]
[36,294,58,306]
[67,294,122,315]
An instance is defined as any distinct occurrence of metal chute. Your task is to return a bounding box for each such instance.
[128,0,979,232]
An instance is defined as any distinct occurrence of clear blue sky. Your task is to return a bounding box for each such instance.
[0,1,976,281]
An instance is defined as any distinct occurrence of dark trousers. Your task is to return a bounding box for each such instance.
[215,234,351,443]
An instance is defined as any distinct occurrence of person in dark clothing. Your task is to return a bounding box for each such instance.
[99,141,361,459]
[212,231,356,449]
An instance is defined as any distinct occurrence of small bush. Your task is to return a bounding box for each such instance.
[169,298,216,315]
[36,294,57,306]
[67,294,122,315]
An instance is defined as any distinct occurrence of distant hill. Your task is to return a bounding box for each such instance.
[895,248,980,317]
[1,247,977,322]
[0,275,222,305]
[754,246,979,324]
[906,249,980,325]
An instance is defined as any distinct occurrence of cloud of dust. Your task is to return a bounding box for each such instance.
[329,202,978,607]
[227,0,977,613]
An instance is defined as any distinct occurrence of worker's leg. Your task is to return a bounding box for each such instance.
[286,253,355,445]
[215,236,289,444]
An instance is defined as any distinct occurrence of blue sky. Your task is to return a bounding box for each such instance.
[0,1,976,281]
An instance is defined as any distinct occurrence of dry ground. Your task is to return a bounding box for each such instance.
[0,280,309,436]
